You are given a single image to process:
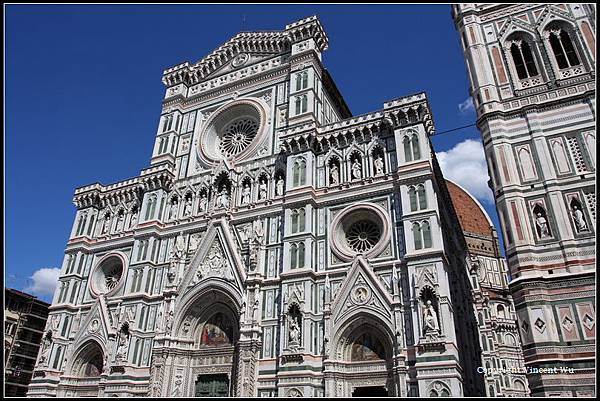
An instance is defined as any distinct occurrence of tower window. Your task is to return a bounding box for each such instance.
[548,28,580,69]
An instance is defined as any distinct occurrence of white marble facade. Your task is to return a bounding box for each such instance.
[28,16,521,398]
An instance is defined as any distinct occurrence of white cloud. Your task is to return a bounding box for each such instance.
[436,139,494,204]
[24,267,61,299]
[458,96,474,114]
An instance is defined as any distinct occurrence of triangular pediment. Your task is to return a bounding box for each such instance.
[71,297,113,350]
[179,218,246,296]
[499,16,536,42]
[202,52,284,81]
[330,257,394,327]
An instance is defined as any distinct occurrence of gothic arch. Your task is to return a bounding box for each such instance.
[67,339,106,377]
[331,313,395,361]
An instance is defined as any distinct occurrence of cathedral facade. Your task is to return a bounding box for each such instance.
[28,16,528,397]
[453,3,596,397]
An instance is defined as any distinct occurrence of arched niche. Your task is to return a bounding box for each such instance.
[66,339,105,397]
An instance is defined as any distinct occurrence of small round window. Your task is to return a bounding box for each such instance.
[329,203,391,262]
[90,254,125,297]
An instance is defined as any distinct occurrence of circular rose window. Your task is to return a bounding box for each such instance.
[330,203,391,262]
[198,98,268,163]
[219,118,259,157]
[346,220,382,253]
[90,254,126,297]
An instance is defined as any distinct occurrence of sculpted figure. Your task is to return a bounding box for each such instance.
[217,189,230,209]
[330,164,339,185]
[183,197,192,216]
[129,208,138,229]
[572,205,588,231]
[115,333,129,362]
[351,159,362,180]
[102,214,111,234]
[116,212,125,232]
[258,179,268,200]
[276,177,285,196]
[38,332,52,366]
[289,318,300,345]
[241,183,251,204]
[169,200,178,220]
[423,300,439,333]
[535,212,550,238]
[374,155,384,175]
[198,193,208,212]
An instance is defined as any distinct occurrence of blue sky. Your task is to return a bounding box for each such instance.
[6,4,500,301]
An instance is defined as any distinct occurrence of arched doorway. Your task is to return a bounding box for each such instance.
[327,316,396,397]
[162,287,241,397]
[67,340,105,397]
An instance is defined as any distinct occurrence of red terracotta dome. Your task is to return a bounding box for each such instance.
[446,180,494,238]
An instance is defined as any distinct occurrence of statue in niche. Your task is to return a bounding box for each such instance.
[374,155,384,175]
[241,183,251,204]
[198,193,208,213]
[102,353,110,375]
[276,176,285,196]
[115,330,129,362]
[571,204,588,232]
[102,214,111,235]
[168,199,178,220]
[351,159,362,180]
[183,196,192,216]
[423,300,440,333]
[129,208,138,229]
[217,188,230,209]
[288,317,300,347]
[38,332,52,366]
[535,212,550,238]
[330,163,339,185]
[258,179,268,200]
[182,318,191,335]
[116,212,125,232]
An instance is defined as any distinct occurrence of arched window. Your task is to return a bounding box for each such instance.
[145,195,156,220]
[302,72,308,89]
[409,187,418,211]
[297,243,305,268]
[510,40,539,79]
[548,28,581,69]
[404,136,413,162]
[417,184,427,210]
[291,210,299,233]
[298,208,305,231]
[295,96,302,115]
[411,135,421,160]
[290,244,298,269]
[301,95,308,113]
[413,223,422,250]
[292,158,307,187]
[295,95,308,115]
[296,71,308,91]
[481,335,488,351]
[497,304,507,318]
[422,221,432,248]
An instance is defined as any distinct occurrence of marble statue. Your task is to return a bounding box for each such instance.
[423,300,439,333]
[330,164,339,185]
[572,205,588,231]
[198,193,208,212]
[183,197,192,216]
[374,155,384,175]
[351,159,362,180]
[258,179,268,200]
[289,318,300,345]
[217,189,230,209]
[535,212,550,238]
[242,183,251,204]
[276,177,285,196]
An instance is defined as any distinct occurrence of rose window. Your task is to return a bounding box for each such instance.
[104,265,122,291]
[345,220,381,253]
[90,255,125,297]
[219,118,259,157]
[329,203,392,262]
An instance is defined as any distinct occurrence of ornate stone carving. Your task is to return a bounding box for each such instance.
[191,241,234,284]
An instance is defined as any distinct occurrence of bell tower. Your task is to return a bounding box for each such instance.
[453,4,596,397]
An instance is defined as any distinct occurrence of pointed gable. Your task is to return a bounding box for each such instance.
[330,257,394,327]
[179,218,246,297]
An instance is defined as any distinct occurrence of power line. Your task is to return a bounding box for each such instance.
[432,123,477,136]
